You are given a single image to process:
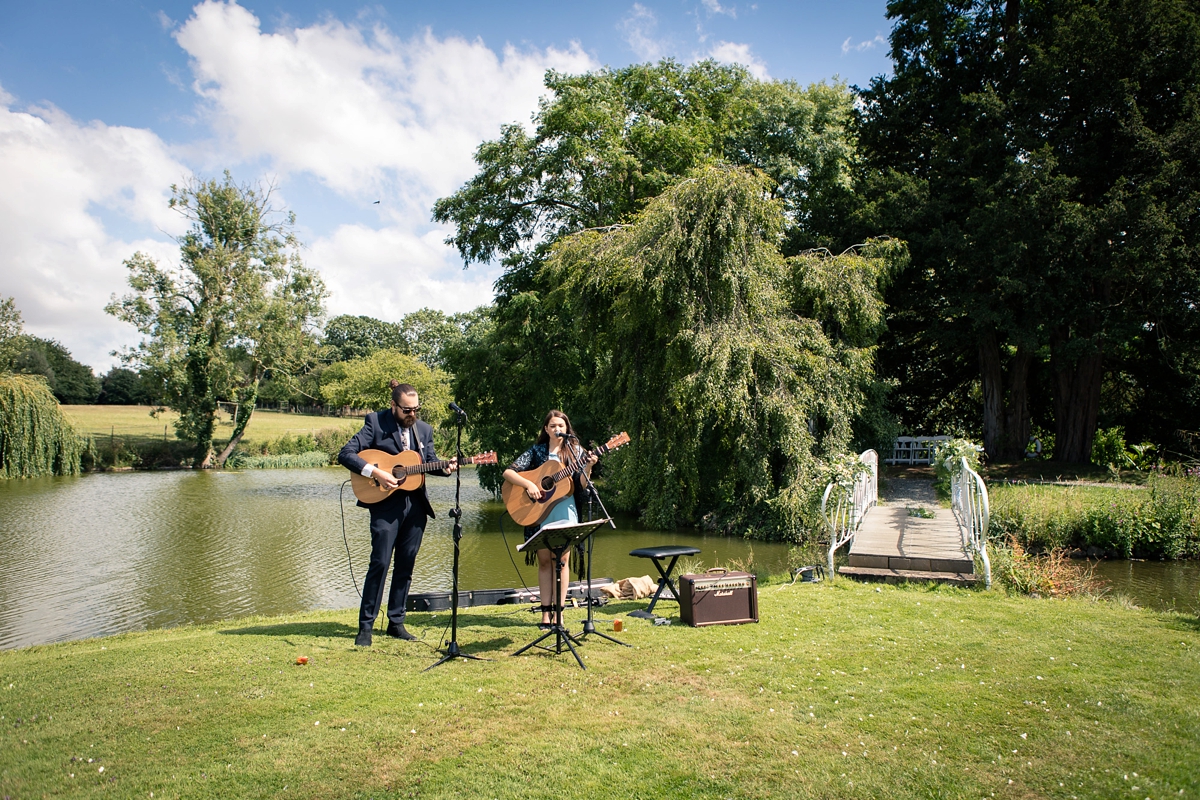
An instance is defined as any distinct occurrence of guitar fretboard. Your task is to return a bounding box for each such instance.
[394,455,489,477]
[547,443,613,482]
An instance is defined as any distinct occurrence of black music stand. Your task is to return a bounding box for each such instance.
[512,519,610,670]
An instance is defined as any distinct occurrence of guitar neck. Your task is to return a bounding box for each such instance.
[547,443,614,482]
[398,457,466,476]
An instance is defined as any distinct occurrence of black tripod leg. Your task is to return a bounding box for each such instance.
[424,641,487,671]
[511,629,557,657]
[557,626,586,669]
[581,628,629,647]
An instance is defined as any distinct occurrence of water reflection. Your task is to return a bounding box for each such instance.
[1091,559,1200,614]
[0,469,789,650]
[5,469,1195,650]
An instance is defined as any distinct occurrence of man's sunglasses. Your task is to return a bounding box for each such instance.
[395,405,420,414]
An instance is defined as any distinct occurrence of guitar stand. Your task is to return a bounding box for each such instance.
[512,519,609,670]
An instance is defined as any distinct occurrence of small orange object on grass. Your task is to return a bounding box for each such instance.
[296,656,309,665]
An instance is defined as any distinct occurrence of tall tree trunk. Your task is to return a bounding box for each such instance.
[979,332,1032,462]
[192,353,218,469]
[979,332,1005,461]
[215,372,261,468]
[194,324,222,469]
[1002,345,1032,461]
[1052,330,1103,463]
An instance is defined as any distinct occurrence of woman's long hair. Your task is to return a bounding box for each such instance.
[534,409,575,446]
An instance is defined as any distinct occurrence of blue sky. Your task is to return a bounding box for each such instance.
[0,1,895,370]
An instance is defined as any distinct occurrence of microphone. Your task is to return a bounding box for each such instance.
[556,432,577,439]
[449,401,468,420]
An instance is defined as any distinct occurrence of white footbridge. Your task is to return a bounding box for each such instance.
[822,451,991,587]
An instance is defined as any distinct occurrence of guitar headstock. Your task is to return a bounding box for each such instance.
[598,431,630,454]
[470,451,499,465]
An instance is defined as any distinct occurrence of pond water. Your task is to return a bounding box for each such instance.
[1090,559,1200,614]
[3,469,1196,650]
[0,468,792,650]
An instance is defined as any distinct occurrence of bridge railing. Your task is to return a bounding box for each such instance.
[949,455,992,588]
[822,449,878,577]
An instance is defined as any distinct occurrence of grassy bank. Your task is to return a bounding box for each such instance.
[2,580,1197,799]
[990,476,1200,559]
[60,406,360,469]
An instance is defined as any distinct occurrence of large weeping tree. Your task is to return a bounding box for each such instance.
[547,166,903,537]
[434,60,874,489]
[0,300,84,479]
[107,173,327,467]
[0,375,84,479]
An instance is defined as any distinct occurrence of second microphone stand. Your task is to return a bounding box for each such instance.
[572,437,629,647]
[426,405,486,671]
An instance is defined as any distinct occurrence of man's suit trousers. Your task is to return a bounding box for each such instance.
[360,492,427,627]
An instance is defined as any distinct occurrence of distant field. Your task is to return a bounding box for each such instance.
[61,405,361,447]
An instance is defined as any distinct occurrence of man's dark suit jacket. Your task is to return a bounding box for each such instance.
[338,408,444,518]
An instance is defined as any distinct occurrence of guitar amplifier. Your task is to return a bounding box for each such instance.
[678,570,759,627]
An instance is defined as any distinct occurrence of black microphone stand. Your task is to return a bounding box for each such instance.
[426,404,486,670]
[572,436,628,647]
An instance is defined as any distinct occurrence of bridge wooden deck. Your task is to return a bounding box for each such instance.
[840,480,976,584]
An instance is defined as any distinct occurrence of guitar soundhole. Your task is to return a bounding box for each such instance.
[540,477,555,491]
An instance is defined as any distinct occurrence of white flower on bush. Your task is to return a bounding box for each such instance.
[933,438,984,487]
[823,453,873,488]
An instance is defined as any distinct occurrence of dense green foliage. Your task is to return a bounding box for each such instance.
[0,374,83,478]
[319,349,452,425]
[2,583,1197,798]
[0,296,26,371]
[434,60,858,266]
[12,336,100,404]
[321,314,406,362]
[107,173,327,467]
[546,166,902,536]
[990,476,1200,559]
[859,0,1200,463]
[319,350,458,453]
[97,367,158,405]
[931,437,984,496]
[435,62,896,534]
[225,450,332,469]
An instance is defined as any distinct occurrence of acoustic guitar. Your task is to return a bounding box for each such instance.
[350,448,498,505]
[501,432,630,527]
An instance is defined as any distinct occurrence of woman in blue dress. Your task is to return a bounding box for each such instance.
[503,410,596,629]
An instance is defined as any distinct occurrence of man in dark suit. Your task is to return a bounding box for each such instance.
[338,381,456,646]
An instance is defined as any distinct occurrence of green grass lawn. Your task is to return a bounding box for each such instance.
[2,579,1197,799]
[61,405,360,448]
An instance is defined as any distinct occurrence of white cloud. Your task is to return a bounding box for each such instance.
[171,0,600,339]
[707,41,769,80]
[175,2,595,198]
[701,0,738,18]
[311,224,501,323]
[0,88,187,370]
[841,34,887,55]
[619,3,668,62]
[1,2,603,369]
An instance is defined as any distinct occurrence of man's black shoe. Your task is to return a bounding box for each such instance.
[354,626,372,647]
[386,621,417,641]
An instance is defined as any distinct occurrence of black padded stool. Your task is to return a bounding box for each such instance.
[629,545,701,613]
